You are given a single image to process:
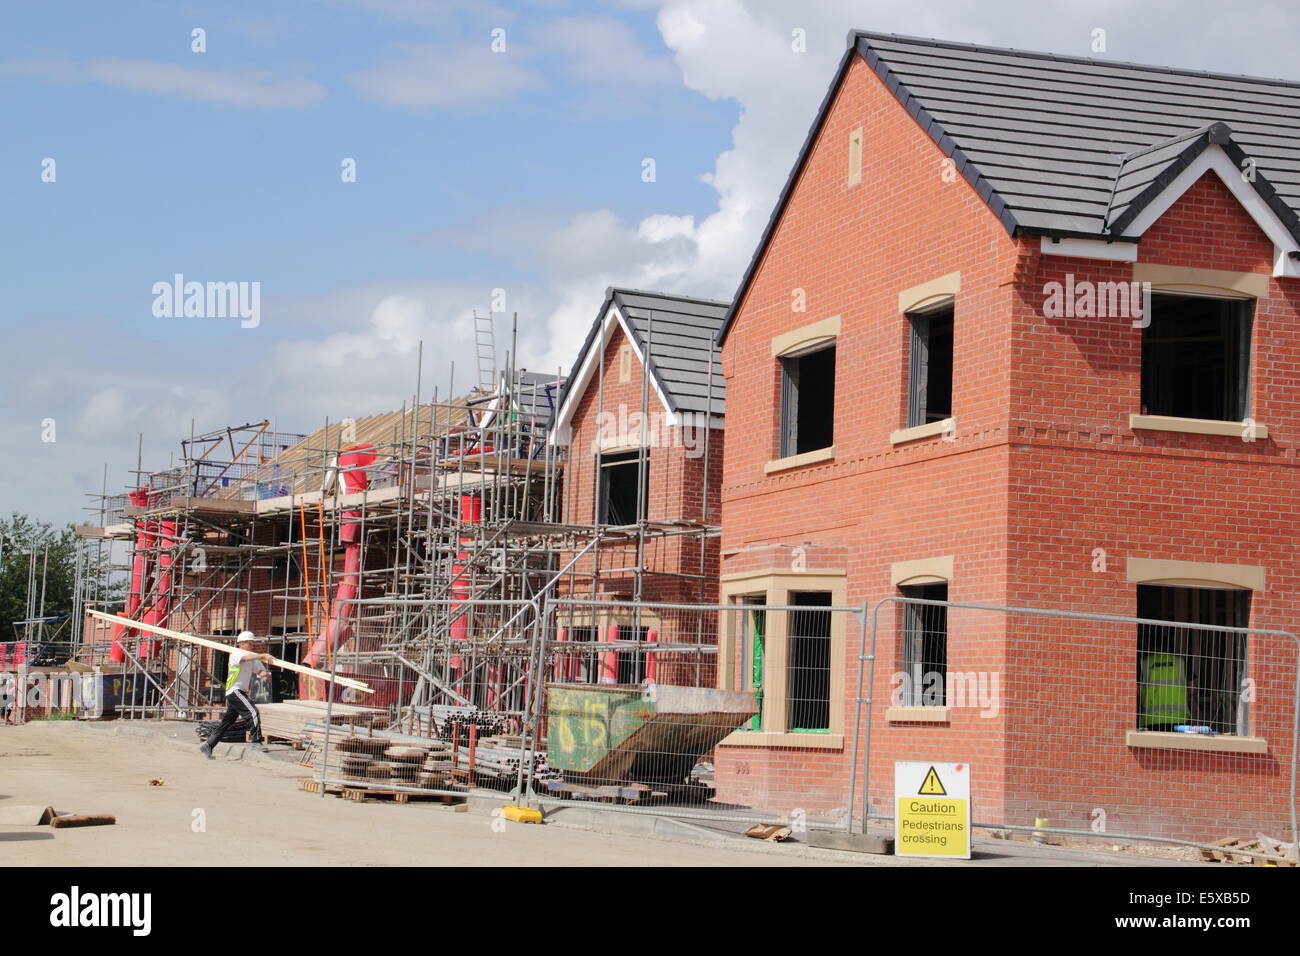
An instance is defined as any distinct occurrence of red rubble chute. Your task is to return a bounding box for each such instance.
[302,445,378,677]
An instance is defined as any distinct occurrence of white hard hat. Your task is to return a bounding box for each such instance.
[236,631,256,644]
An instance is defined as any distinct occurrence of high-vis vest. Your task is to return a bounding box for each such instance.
[225,653,253,694]
[1140,652,1190,727]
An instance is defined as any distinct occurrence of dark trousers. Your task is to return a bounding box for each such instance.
[207,688,262,745]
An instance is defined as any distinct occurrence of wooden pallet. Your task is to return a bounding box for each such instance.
[338,787,465,805]
[1200,837,1298,866]
[299,779,343,796]
[541,780,667,805]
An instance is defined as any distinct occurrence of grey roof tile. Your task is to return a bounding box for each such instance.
[858,32,1300,241]
[561,288,729,419]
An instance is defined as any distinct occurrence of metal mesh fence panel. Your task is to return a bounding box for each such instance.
[859,597,1299,849]
[528,598,865,829]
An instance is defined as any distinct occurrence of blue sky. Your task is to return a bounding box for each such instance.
[2,2,730,341]
[4,2,731,296]
[5,0,1300,523]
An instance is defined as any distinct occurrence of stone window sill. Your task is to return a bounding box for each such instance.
[764,446,835,474]
[890,418,954,445]
[1125,730,1267,755]
[719,731,844,750]
[885,706,951,723]
[1129,414,1268,440]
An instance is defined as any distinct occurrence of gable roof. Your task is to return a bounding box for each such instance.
[553,287,729,439]
[719,31,1300,345]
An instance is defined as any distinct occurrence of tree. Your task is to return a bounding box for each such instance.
[0,513,83,642]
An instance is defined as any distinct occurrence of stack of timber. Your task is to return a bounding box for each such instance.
[419,748,455,790]
[302,725,451,781]
[258,700,387,746]
[538,778,674,805]
[302,734,470,803]
[384,746,426,787]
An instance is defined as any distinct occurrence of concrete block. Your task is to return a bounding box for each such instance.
[806,830,893,854]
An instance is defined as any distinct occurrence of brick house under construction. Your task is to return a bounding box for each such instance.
[709,30,1300,841]
[549,287,727,688]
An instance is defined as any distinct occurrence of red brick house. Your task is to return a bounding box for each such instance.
[551,288,727,687]
[710,31,1300,841]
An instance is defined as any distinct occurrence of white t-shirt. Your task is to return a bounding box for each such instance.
[226,649,264,695]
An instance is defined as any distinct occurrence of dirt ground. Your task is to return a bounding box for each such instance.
[0,722,840,867]
[1,721,1209,867]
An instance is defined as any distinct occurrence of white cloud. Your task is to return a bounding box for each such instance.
[266,278,566,422]
[349,42,542,110]
[348,14,680,113]
[283,294,431,371]
[74,383,231,443]
[76,387,137,438]
[3,56,325,108]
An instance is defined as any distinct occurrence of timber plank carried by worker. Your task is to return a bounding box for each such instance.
[87,611,374,694]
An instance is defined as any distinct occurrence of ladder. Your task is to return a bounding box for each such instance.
[474,311,497,394]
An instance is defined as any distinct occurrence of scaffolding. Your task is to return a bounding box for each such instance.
[71,313,722,743]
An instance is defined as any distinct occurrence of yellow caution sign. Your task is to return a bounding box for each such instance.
[895,761,970,859]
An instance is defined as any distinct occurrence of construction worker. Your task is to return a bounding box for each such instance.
[1139,642,1192,732]
[199,632,272,759]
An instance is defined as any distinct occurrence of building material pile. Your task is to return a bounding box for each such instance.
[450,737,555,790]
[1200,835,1299,866]
[258,700,386,745]
[297,720,551,793]
[335,738,451,789]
